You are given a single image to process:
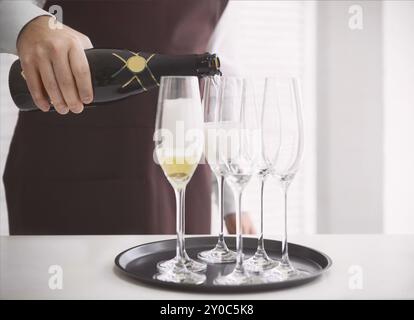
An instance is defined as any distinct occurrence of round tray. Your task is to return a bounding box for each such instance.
[114,236,332,293]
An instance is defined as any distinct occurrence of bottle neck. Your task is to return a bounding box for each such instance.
[196,53,222,76]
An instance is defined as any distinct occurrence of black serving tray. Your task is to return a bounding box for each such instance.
[114,236,332,293]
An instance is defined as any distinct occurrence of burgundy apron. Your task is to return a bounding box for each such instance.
[3,0,228,235]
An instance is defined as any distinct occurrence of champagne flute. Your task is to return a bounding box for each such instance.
[198,76,237,264]
[269,77,307,280]
[153,76,206,284]
[244,78,281,274]
[214,77,263,285]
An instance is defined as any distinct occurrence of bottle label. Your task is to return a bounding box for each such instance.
[111,50,160,91]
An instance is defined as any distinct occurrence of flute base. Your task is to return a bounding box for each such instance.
[270,259,310,280]
[154,261,206,285]
[214,267,266,286]
[157,251,207,273]
[198,240,237,264]
[244,248,279,273]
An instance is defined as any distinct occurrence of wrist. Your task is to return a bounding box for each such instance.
[17,15,52,51]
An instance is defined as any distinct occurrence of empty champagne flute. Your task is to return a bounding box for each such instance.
[213,77,263,285]
[269,77,306,280]
[153,76,206,284]
[198,76,237,264]
[244,78,281,274]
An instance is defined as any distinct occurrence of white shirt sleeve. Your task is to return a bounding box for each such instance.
[206,2,241,216]
[0,0,52,54]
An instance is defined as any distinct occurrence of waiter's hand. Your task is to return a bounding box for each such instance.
[17,16,93,114]
[225,213,256,234]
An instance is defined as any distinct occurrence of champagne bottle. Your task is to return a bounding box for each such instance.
[8,48,221,111]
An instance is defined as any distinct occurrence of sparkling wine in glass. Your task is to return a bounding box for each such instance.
[153,76,206,284]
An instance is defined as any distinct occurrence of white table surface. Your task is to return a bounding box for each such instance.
[1,235,413,299]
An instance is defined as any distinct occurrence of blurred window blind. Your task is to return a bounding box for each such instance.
[224,1,316,235]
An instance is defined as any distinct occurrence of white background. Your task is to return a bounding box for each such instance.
[1,0,414,235]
